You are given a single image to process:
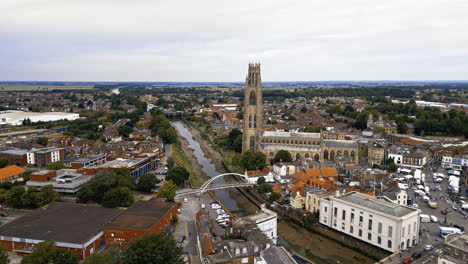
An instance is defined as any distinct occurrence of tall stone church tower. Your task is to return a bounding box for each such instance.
[242,63,263,153]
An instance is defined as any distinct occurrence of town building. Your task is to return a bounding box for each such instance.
[0,165,26,183]
[27,147,65,167]
[245,168,274,184]
[0,202,124,259]
[66,154,107,169]
[0,111,79,126]
[438,233,468,264]
[0,148,28,166]
[319,192,420,253]
[367,114,397,134]
[102,197,178,248]
[27,169,93,195]
[255,246,298,264]
[231,206,278,245]
[98,156,154,180]
[305,189,330,213]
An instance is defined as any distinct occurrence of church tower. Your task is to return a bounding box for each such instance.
[242,63,263,153]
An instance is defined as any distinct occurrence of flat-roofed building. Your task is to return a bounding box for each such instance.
[0,202,124,259]
[0,148,28,166]
[67,154,107,169]
[319,192,420,253]
[27,147,65,168]
[0,111,79,126]
[103,197,178,248]
[98,157,153,180]
[27,169,93,195]
[438,233,468,264]
[231,207,277,245]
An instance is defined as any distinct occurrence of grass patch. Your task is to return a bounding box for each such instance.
[172,140,202,188]
[222,150,243,174]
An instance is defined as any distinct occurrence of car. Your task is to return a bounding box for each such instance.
[411,253,422,259]
[453,224,465,231]
[460,196,466,200]
[430,215,438,222]
[441,210,448,215]
[410,203,419,209]
[184,198,188,203]
[402,258,412,264]
[177,235,185,243]
[0,212,8,217]
[177,209,181,214]
[201,203,205,209]
[424,245,433,251]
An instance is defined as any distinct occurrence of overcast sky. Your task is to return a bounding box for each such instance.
[1,0,468,82]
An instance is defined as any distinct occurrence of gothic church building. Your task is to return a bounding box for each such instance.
[242,63,358,165]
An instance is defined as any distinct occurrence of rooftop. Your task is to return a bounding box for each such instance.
[0,148,28,155]
[323,140,357,148]
[0,202,124,245]
[446,233,468,253]
[261,246,297,264]
[99,158,145,168]
[0,165,26,180]
[104,198,176,231]
[71,154,106,163]
[335,192,417,218]
[262,131,321,138]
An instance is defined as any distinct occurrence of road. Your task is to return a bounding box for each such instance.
[386,164,467,264]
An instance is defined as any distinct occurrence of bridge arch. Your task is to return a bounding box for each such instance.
[200,173,248,193]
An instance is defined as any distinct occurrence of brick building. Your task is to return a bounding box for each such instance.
[0,165,26,183]
[0,203,124,259]
[27,147,65,168]
[0,148,28,166]
[103,197,178,248]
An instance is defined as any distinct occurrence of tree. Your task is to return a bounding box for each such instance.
[374,126,387,137]
[353,118,367,130]
[101,187,134,208]
[273,150,292,163]
[256,183,272,194]
[0,245,9,264]
[47,163,65,170]
[157,181,177,202]
[166,157,175,169]
[388,162,398,173]
[227,129,242,148]
[118,125,133,138]
[0,158,8,169]
[232,136,243,153]
[166,166,189,186]
[137,173,159,193]
[21,187,41,208]
[240,151,266,170]
[257,176,266,185]
[21,240,78,264]
[83,247,120,264]
[122,233,184,264]
[39,184,59,206]
[268,192,280,202]
[396,120,408,134]
[300,106,307,113]
[7,186,25,208]
[0,189,7,203]
[36,137,48,146]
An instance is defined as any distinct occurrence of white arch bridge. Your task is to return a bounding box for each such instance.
[175,173,255,196]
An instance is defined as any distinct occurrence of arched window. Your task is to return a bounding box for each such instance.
[249,91,257,105]
[330,150,335,161]
[250,136,255,151]
[314,154,320,161]
[351,151,355,159]
[337,150,342,157]
[254,115,256,128]
[344,150,349,157]
[305,153,310,158]
[296,153,301,161]
[324,150,329,160]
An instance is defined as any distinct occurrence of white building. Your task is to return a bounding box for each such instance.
[319,192,420,253]
[244,169,275,184]
[27,147,64,167]
[0,111,79,126]
[271,162,300,182]
[233,206,278,245]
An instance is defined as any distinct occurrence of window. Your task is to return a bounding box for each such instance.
[350,213,354,224]
[334,207,337,217]
[368,219,372,231]
[333,219,337,227]
[324,207,327,212]
[408,225,410,235]
[388,226,393,238]
[378,236,381,244]
[388,240,392,249]
[378,222,382,234]
[342,223,345,231]
[413,222,416,233]
[402,227,405,237]
[350,226,353,233]
[359,216,363,227]
[242,258,248,264]
[359,229,362,237]
[368,233,372,240]
[342,210,346,220]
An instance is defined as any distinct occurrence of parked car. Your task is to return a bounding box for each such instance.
[411,253,422,259]
[184,198,188,203]
[430,215,438,222]
[453,224,465,231]
[424,245,433,251]
[177,235,185,243]
[441,210,448,215]
[402,258,412,264]
[0,212,8,217]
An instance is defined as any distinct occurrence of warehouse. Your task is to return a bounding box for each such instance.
[0,111,79,126]
[0,202,124,259]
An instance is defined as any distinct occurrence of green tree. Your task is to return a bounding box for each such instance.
[273,150,292,163]
[0,158,9,169]
[0,189,7,203]
[215,133,228,148]
[166,157,175,169]
[227,129,242,148]
[101,187,134,208]
[122,233,184,264]
[300,106,307,113]
[396,120,408,134]
[83,247,120,264]
[36,137,48,146]
[166,166,189,186]
[388,162,398,173]
[21,187,41,208]
[232,136,243,153]
[156,181,177,202]
[21,240,78,264]
[0,245,9,264]
[374,126,387,137]
[118,125,133,138]
[288,115,297,121]
[47,163,65,170]
[268,192,280,202]
[240,151,267,170]
[137,173,159,193]
[256,183,272,194]
[39,185,59,206]
[257,176,266,185]
[7,186,25,208]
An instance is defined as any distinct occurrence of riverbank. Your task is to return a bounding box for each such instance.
[173,128,209,188]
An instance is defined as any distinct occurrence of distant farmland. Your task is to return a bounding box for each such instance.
[0,84,94,91]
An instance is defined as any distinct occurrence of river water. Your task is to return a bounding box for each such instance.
[171,121,241,213]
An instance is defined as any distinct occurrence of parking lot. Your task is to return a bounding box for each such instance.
[387,164,467,264]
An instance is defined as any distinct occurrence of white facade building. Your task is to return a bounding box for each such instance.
[0,111,79,126]
[319,192,420,253]
[233,206,278,245]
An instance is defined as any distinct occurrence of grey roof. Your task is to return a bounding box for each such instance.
[0,148,28,155]
[262,131,321,139]
[71,154,106,163]
[337,192,417,218]
[261,246,297,264]
[323,140,357,148]
[0,202,124,245]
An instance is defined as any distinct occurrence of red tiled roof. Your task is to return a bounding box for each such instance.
[0,165,26,180]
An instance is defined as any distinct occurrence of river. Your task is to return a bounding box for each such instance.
[171,121,242,213]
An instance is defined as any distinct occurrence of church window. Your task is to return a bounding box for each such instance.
[249,91,257,105]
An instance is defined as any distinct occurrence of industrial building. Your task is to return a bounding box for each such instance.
[0,111,79,126]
